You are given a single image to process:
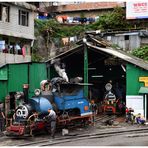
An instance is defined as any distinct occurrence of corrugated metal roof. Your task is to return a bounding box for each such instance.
[86,42,148,70]
[115,32,139,36]
[45,44,83,63]
[46,37,148,71]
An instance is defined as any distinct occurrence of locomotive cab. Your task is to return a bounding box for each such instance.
[53,83,92,118]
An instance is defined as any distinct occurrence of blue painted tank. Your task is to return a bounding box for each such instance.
[53,84,91,116]
[29,97,53,114]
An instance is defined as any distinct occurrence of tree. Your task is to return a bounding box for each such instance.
[95,6,131,30]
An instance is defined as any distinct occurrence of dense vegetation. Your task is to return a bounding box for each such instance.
[33,6,147,61]
[34,7,130,38]
[132,46,148,61]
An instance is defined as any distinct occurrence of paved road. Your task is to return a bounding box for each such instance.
[52,132,148,146]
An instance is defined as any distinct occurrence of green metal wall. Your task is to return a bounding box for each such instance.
[126,63,148,95]
[8,64,28,92]
[29,63,47,97]
[0,66,8,80]
[0,66,8,102]
[0,63,48,102]
[1,61,148,102]
[0,81,8,102]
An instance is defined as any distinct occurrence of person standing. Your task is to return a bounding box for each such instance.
[0,102,5,132]
[45,109,57,139]
[90,100,98,125]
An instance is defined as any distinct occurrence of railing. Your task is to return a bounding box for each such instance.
[0,52,31,67]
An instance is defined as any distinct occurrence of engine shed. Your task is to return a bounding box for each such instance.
[46,33,148,118]
[0,32,148,120]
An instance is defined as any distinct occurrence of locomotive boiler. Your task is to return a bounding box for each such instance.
[6,78,92,137]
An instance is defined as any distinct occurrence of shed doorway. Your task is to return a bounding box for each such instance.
[49,46,127,115]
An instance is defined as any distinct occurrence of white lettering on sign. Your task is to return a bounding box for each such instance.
[126,2,148,19]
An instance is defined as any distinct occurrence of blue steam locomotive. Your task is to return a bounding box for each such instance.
[6,78,92,137]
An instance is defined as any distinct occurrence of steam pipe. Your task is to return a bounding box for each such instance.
[23,84,29,104]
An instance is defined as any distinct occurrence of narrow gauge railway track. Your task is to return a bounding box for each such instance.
[0,115,116,143]
[95,114,116,122]
[17,127,148,146]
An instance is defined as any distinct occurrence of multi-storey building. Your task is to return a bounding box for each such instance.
[0,2,36,66]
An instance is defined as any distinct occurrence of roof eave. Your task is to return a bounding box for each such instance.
[86,42,148,71]
[9,2,37,11]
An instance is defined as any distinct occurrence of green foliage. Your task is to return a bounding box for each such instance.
[95,6,131,30]
[34,6,131,39]
[35,19,86,38]
[35,19,52,32]
[31,53,43,62]
[35,19,61,36]
[31,43,43,62]
[33,7,141,61]
[56,25,85,37]
[132,46,148,61]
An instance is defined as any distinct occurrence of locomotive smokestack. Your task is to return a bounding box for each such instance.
[23,84,29,104]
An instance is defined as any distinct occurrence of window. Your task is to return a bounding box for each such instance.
[0,4,10,22]
[125,35,129,40]
[19,10,29,26]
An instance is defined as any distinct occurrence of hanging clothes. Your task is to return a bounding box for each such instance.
[22,46,26,57]
[62,38,69,45]
[26,45,31,55]
[15,44,21,50]
[56,16,63,23]
[95,16,100,21]
[62,15,68,23]
[15,44,21,54]
[9,45,13,54]
[70,36,77,42]
[67,17,73,23]
[0,41,5,52]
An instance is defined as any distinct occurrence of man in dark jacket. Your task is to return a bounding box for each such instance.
[45,109,57,139]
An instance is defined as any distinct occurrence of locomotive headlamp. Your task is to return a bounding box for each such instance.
[105,83,112,91]
[34,89,41,96]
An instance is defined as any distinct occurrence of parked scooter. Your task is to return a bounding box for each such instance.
[125,107,135,124]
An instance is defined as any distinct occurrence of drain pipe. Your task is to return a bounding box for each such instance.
[23,84,29,104]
